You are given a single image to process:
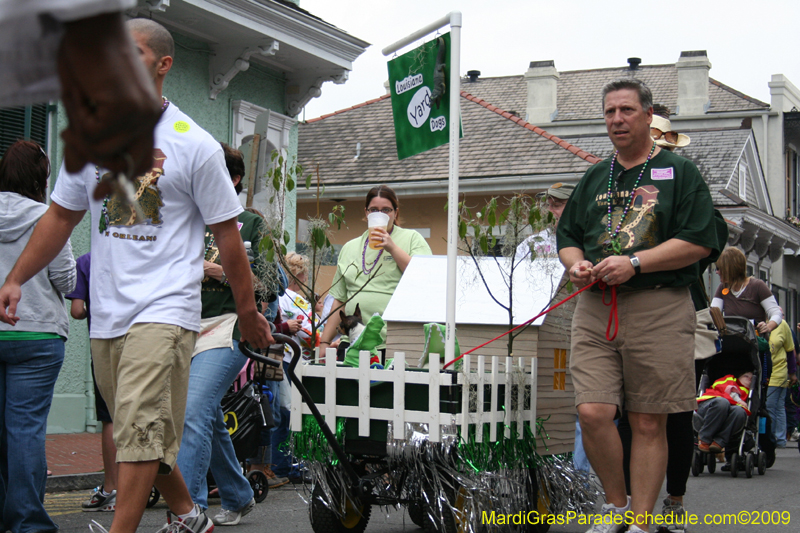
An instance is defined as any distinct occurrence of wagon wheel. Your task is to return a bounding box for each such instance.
[524,469,551,533]
[309,482,371,533]
[247,470,269,503]
[420,481,457,533]
[408,500,425,528]
[146,486,160,508]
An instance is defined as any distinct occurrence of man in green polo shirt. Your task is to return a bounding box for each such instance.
[557,79,719,533]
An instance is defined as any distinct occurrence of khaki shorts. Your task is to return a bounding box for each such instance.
[570,286,697,414]
[91,323,196,474]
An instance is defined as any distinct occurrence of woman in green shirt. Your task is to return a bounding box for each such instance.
[319,185,431,359]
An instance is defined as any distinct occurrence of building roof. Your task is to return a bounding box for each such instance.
[298,91,600,189]
[460,64,769,123]
[558,128,758,207]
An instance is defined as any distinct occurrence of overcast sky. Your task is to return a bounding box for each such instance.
[300,0,800,121]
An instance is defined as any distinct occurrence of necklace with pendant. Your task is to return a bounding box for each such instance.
[603,142,656,255]
[361,226,394,275]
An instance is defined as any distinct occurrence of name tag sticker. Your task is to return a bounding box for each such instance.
[651,168,674,180]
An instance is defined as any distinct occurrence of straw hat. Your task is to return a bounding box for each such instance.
[651,115,690,149]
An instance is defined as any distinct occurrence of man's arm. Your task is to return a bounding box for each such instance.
[209,217,273,349]
[590,238,711,286]
[0,203,85,325]
[559,246,594,288]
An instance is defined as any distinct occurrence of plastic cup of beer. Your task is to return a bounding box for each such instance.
[367,212,390,250]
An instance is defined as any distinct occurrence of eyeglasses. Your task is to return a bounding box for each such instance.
[651,128,679,144]
[367,207,394,214]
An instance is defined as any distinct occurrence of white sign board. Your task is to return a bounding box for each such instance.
[383,255,565,326]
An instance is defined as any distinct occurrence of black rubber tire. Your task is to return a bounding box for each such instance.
[757,451,767,475]
[745,453,754,478]
[421,502,456,533]
[766,450,776,468]
[146,486,160,508]
[730,452,739,478]
[309,483,371,533]
[408,501,425,528]
[706,453,716,474]
[524,471,551,533]
[691,450,703,477]
[248,470,269,503]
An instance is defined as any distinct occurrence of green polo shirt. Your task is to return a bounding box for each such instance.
[330,226,431,346]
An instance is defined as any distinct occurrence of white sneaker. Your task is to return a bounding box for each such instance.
[212,497,256,526]
[659,497,687,533]
[585,497,630,533]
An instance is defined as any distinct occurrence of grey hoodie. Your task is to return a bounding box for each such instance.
[0,192,75,338]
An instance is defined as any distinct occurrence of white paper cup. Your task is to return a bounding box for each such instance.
[367,212,390,249]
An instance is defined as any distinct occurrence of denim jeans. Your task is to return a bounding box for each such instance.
[573,417,591,472]
[176,341,253,511]
[766,386,788,447]
[0,338,65,533]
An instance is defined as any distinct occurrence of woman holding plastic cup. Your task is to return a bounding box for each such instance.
[319,185,431,361]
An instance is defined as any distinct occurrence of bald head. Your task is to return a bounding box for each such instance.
[127,18,174,60]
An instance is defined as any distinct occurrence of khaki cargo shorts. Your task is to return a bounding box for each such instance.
[570,286,697,415]
[91,323,197,474]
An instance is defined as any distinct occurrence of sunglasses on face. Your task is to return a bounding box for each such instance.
[367,207,394,214]
[651,128,679,144]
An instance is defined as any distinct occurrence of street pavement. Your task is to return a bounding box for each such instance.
[43,438,799,533]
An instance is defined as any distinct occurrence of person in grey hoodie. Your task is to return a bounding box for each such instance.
[0,140,75,533]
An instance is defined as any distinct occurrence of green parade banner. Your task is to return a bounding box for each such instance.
[387,32,461,160]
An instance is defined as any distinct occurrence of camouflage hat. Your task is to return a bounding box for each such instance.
[536,182,575,200]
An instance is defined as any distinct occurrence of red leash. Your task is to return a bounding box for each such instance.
[442,279,606,370]
[602,284,619,341]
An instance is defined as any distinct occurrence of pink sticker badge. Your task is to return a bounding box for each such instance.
[651,168,674,180]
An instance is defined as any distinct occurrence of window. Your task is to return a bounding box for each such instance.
[738,162,748,201]
[0,104,48,156]
[788,147,799,217]
[553,348,567,391]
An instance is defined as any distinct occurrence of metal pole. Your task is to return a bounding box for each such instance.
[381,12,462,364]
[381,13,454,56]
[444,12,461,364]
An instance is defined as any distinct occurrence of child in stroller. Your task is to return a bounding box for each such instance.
[696,371,753,453]
[692,316,769,478]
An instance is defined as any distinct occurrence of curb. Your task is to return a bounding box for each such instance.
[46,472,104,493]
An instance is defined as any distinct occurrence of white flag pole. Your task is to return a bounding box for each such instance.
[383,11,462,364]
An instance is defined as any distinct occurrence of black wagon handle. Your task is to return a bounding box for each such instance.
[241,334,361,491]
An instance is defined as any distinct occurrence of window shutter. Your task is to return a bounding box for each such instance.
[0,104,49,157]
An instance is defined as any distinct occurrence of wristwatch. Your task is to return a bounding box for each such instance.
[630,255,641,275]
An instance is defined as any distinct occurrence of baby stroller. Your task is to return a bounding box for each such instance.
[692,316,768,478]
[205,345,281,504]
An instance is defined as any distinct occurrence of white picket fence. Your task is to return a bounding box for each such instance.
[290,349,537,443]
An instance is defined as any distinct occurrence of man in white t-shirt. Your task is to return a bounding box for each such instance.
[0,19,272,533]
[514,182,574,261]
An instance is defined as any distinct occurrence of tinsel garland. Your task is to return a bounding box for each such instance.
[290,415,598,532]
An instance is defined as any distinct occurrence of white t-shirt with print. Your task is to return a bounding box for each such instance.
[52,102,243,339]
